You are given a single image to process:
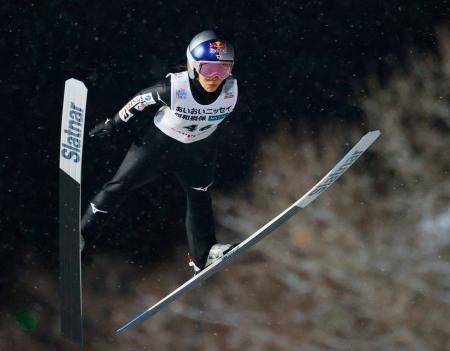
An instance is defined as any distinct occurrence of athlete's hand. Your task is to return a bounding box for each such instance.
[89,118,114,137]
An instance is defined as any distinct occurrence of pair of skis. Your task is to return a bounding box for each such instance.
[59,78,380,342]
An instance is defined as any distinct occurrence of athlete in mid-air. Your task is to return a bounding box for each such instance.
[81,30,238,274]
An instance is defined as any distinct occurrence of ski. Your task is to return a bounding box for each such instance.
[116,130,381,333]
[59,78,87,344]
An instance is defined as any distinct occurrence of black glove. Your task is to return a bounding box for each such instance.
[89,118,115,138]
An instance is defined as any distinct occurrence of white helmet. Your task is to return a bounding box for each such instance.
[186,30,235,79]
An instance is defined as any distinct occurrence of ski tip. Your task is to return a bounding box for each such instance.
[361,130,381,144]
[65,78,87,89]
[366,129,381,138]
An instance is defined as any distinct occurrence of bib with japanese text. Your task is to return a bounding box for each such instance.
[154,71,238,143]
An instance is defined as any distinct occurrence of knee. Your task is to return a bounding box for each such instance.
[186,187,212,202]
[101,180,131,195]
[90,180,132,211]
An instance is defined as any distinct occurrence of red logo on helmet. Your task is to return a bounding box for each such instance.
[209,41,227,54]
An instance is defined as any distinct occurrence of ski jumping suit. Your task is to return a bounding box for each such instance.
[81,71,238,268]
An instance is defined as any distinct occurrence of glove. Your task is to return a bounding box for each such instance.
[89,118,115,138]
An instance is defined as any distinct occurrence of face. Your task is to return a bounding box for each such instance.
[197,73,225,92]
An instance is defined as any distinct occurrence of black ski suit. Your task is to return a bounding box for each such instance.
[81,75,233,268]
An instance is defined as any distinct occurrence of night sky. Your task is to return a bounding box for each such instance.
[1,0,448,308]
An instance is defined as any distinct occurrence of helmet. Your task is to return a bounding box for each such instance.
[186,30,235,79]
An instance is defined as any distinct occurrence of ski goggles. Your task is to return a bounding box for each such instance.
[197,61,233,79]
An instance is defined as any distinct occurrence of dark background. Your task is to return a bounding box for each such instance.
[1,0,448,345]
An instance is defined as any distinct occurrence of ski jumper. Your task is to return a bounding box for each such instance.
[81,71,238,268]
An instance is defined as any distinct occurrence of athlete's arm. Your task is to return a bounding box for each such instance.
[113,78,171,125]
[89,77,171,137]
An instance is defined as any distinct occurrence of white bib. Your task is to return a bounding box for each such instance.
[153,71,238,143]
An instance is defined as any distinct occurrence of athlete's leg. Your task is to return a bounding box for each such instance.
[183,187,217,268]
[81,140,163,242]
[175,145,218,268]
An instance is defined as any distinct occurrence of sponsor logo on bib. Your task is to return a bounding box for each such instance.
[208,114,227,121]
[176,89,187,100]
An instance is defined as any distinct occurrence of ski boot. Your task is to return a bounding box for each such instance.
[188,243,236,276]
[204,243,234,267]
